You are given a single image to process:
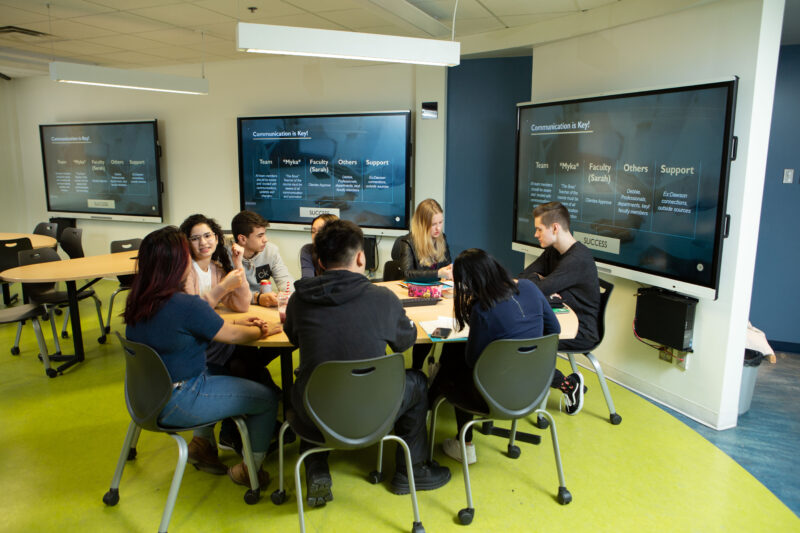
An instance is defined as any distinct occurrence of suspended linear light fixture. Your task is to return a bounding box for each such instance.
[236,22,460,67]
[48,61,209,95]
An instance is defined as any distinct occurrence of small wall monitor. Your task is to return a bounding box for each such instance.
[237,111,411,235]
[39,120,163,223]
[512,80,738,300]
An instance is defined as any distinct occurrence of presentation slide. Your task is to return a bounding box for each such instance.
[514,82,736,291]
[238,112,410,230]
[40,121,161,220]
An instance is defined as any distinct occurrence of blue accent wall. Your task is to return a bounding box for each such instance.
[750,45,800,346]
[445,57,532,274]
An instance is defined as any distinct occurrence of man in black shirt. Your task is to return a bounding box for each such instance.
[519,202,601,415]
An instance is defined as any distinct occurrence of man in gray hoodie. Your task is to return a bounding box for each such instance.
[284,219,450,507]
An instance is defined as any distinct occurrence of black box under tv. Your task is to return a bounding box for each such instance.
[635,288,698,351]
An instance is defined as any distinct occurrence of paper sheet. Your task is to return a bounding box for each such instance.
[418,315,469,342]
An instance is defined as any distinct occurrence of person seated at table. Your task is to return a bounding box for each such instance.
[428,248,561,464]
[230,210,294,306]
[180,214,279,468]
[124,226,280,486]
[284,219,451,507]
[299,213,338,279]
[391,198,453,370]
[518,201,600,415]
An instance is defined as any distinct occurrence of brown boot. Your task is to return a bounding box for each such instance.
[187,437,228,475]
[228,461,270,488]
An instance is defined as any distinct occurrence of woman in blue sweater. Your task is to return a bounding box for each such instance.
[428,248,561,464]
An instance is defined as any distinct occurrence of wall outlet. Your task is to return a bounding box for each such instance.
[659,350,672,363]
[783,168,794,184]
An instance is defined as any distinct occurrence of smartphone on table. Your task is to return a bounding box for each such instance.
[431,327,451,339]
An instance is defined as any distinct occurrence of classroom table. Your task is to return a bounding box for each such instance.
[0,250,138,376]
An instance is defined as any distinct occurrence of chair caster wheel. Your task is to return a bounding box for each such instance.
[412,520,425,533]
[610,413,622,425]
[270,489,286,505]
[244,488,261,505]
[127,447,137,461]
[557,486,572,505]
[535,414,549,429]
[103,488,119,506]
[46,368,58,378]
[368,470,384,484]
[54,308,63,316]
[458,508,474,525]
[98,335,107,344]
[10,347,19,355]
[62,331,69,339]
[507,445,521,459]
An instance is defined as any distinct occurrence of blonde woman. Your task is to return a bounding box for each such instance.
[391,198,453,281]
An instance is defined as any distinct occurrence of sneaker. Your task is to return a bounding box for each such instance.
[560,372,585,415]
[228,461,270,488]
[187,436,228,475]
[305,457,333,507]
[442,438,477,464]
[390,461,451,495]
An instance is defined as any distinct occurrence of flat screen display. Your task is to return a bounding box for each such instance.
[238,111,411,232]
[39,120,162,222]
[513,80,737,299]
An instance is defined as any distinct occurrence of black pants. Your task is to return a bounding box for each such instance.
[551,337,596,389]
[298,369,430,470]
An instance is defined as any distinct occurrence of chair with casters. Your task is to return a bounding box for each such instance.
[104,238,141,334]
[558,278,621,425]
[16,248,106,361]
[428,334,570,526]
[0,237,32,307]
[33,221,58,240]
[0,302,57,376]
[383,260,404,282]
[270,352,426,533]
[103,334,262,533]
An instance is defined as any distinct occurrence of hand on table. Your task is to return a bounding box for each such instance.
[438,264,453,280]
[257,291,278,307]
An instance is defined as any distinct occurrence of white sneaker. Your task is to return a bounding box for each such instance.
[442,438,477,464]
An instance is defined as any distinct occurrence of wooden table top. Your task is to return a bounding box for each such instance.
[0,232,57,250]
[0,250,137,283]
[219,280,578,347]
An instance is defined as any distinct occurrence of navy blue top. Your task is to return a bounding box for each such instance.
[125,292,224,382]
[464,279,561,368]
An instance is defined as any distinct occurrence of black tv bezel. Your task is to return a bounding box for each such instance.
[512,79,738,300]
[39,119,163,223]
[236,110,413,234]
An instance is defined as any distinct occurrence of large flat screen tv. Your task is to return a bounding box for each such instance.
[39,120,163,223]
[238,111,411,235]
[512,79,738,300]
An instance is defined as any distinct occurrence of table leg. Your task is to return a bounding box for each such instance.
[48,280,84,376]
[280,347,293,418]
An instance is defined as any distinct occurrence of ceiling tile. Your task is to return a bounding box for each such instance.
[87,0,184,8]
[494,12,570,27]
[89,49,168,64]
[75,11,173,33]
[134,27,219,45]
[84,33,168,50]
[0,5,49,25]
[192,0,304,19]
[281,0,365,13]
[49,39,122,55]
[260,13,347,31]
[131,3,235,27]
[21,19,116,40]
[139,44,201,60]
[477,0,577,16]
[0,0,115,18]
[318,8,401,30]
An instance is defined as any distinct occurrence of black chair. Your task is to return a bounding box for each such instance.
[0,303,56,376]
[16,248,106,360]
[104,238,141,334]
[103,335,262,533]
[429,334,570,525]
[559,278,621,425]
[58,227,85,259]
[383,260,404,281]
[271,353,425,533]
[33,222,58,240]
[0,237,32,307]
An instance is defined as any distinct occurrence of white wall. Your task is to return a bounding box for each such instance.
[6,56,448,278]
[525,0,783,428]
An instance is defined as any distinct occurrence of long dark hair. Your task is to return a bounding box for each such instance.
[124,226,190,325]
[452,248,518,331]
[179,214,233,273]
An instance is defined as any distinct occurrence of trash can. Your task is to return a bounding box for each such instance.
[739,349,765,415]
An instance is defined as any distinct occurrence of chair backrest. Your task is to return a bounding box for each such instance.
[304,353,406,450]
[33,222,58,239]
[116,333,174,432]
[59,227,84,259]
[383,260,403,282]
[0,237,32,272]
[472,334,560,421]
[17,247,61,295]
[597,279,614,344]
[111,238,142,284]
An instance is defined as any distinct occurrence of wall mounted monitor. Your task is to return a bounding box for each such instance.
[39,120,163,223]
[238,111,411,235]
[512,79,738,300]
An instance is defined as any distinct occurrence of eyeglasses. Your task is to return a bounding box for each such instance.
[189,232,215,243]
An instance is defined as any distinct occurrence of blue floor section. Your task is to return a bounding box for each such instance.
[654,352,800,517]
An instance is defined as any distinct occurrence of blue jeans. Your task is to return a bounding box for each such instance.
[159,371,278,454]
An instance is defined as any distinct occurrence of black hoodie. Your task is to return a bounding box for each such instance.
[284,269,417,412]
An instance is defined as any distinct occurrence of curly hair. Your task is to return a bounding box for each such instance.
[179,213,234,274]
